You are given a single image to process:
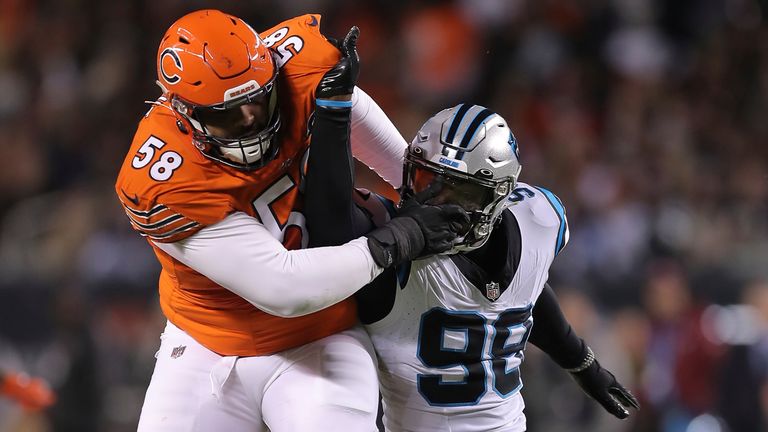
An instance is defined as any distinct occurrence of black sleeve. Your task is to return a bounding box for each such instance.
[302,104,400,324]
[304,105,370,247]
[528,283,589,369]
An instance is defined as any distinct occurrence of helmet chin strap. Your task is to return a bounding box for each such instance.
[155,80,169,94]
[143,96,194,136]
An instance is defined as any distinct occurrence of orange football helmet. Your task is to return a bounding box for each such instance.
[156,9,280,170]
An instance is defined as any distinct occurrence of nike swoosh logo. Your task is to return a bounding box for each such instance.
[307,15,318,26]
[121,189,140,206]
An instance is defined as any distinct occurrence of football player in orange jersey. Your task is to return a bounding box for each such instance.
[114,9,469,432]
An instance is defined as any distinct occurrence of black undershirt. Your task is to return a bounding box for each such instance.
[449,211,521,300]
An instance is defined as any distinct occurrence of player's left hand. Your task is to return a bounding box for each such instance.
[570,359,640,419]
[316,26,360,100]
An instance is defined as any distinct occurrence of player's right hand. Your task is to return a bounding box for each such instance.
[316,26,360,100]
[398,200,470,256]
[570,359,640,419]
[1,371,56,412]
[366,203,470,268]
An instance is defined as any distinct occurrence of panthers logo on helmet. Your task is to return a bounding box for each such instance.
[509,132,520,161]
[160,48,183,85]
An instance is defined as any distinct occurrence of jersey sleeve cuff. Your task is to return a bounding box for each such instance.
[316,99,353,109]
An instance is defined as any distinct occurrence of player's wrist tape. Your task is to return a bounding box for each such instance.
[316,99,353,109]
[566,346,595,373]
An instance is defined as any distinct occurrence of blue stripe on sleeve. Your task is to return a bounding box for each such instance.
[316,99,353,108]
[533,186,567,255]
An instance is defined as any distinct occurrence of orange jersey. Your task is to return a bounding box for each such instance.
[114,15,358,356]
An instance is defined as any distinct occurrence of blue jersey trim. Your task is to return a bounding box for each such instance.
[315,99,353,108]
[533,186,567,255]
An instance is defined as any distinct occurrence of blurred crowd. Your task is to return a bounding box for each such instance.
[0,0,766,431]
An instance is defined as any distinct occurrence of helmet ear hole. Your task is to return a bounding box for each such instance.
[477,168,493,179]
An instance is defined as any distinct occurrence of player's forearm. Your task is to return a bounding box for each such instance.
[153,212,383,318]
[245,237,381,317]
[350,87,407,188]
[529,283,588,369]
[305,104,357,247]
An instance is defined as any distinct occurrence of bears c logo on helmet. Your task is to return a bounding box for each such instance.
[160,48,183,85]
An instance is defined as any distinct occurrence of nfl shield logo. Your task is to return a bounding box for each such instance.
[486,282,501,301]
[170,345,186,359]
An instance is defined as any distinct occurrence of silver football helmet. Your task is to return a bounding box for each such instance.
[402,104,522,252]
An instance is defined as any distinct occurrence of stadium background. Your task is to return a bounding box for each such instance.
[0,0,767,431]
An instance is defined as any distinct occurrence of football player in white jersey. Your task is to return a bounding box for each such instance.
[304,103,639,432]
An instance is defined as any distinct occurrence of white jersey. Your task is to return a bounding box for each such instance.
[363,182,569,432]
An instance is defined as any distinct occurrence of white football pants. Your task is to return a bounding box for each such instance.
[137,321,379,432]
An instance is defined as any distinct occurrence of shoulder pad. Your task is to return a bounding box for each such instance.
[269,14,324,37]
[115,108,236,242]
[260,14,340,71]
[509,183,569,256]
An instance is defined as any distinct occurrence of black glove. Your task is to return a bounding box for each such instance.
[569,349,640,419]
[366,203,470,268]
[400,202,470,256]
[397,196,471,250]
[316,26,360,99]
